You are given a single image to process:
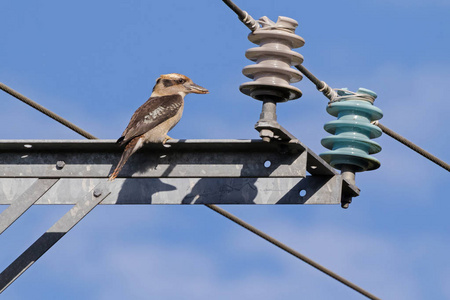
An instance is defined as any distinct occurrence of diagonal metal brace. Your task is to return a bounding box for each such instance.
[0,181,110,293]
[0,179,58,235]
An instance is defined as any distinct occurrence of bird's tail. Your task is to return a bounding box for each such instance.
[109,137,141,181]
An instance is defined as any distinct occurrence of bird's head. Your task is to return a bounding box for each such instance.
[151,73,209,97]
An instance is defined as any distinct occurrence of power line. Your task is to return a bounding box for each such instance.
[222,0,247,20]
[222,0,259,31]
[206,204,381,300]
[373,121,449,172]
[0,82,97,140]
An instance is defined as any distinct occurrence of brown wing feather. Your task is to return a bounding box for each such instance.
[118,94,183,146]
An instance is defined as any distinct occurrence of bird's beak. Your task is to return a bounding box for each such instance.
[185,82,209,94]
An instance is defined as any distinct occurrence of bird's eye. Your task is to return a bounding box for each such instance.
[178,78,185,84]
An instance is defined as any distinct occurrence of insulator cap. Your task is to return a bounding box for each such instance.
[320,88,383,172]
[240,16,305,102]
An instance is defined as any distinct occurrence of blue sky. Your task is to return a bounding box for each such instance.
[1,0,449,299]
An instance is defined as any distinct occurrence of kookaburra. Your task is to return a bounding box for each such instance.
[109,73,208,180]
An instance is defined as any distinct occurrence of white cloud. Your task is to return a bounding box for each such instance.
[32,208,450,300]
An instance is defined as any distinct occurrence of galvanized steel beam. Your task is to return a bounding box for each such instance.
[0,139,358,205]
[0,176,341,205]
[0,139,308,178]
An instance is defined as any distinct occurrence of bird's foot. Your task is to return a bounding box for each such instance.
[162,135,172,145]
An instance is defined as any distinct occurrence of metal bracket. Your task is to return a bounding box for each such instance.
[254,98,299,142]
[255,120,298,142]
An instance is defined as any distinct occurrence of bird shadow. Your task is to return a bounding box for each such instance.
[113,145,177,204]
[113,141,297,205]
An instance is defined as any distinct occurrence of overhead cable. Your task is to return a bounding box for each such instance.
[0,82,97,139]
[206,204,381,300]
[373,121,449,172]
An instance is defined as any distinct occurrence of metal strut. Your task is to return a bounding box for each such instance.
[0,181,110,293]
[0,179,59,234]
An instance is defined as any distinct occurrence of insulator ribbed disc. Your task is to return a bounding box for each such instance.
[240,81,302,101]
[248,30,305,49]
[326,100,383,121]
[245,47,304,66]
[320,151,381,172]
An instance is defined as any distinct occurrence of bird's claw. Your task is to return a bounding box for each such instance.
[162,135,172,145]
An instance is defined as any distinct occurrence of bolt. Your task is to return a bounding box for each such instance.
[260,129,274,142]
[341,195,352,209]
[56,161,65,170]
[93,188,102,197]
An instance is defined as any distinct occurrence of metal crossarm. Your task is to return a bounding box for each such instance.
[0,139,358,205]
